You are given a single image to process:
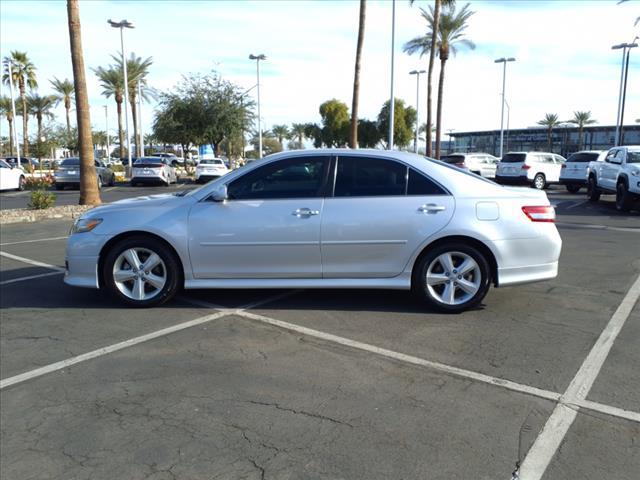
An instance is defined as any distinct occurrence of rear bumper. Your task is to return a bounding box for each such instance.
[195,174,223,183]
[495,175,529,185]
[131,176,167,185]
[559,177,587,186]
[497,261,559,287]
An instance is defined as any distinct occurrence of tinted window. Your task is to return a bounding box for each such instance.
[334,156,406,197]
[407,169,447,195]
[0,160,9,169]
[501,153,526,163]
[440,155,465,164]
[228,157,328,200]
[60,158,80,167]
[627,151,640,164]
[566,152,599,163]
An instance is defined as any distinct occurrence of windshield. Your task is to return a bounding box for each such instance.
[566,152,600,163]
[500,153,526,163]
[628,151,640,163]
[60,158,80,167]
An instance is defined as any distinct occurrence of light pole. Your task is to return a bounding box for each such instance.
[238,84,258,165]
[504,99,511,153]
[409,69,426,153]
[5,60,20,162]
[612,40,638,146]
[494,57,515,158]
[249,54,266,159]
[388,0,396,150]
[104,105,110,162]
[137,80,144,157]
[108,19,134,171]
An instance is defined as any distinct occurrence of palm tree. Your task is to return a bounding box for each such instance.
[0,96,15,155]
[568,111,596,150]
[50,77,74,134]
[290,123,306,146]
[537,113,559,152]
[271,124,290,148]
[113,53,153,156]
[94,66,125,159]
[67,0,101,205]
[2,51,37,156]
[27,93,56,164]
[350,0,366,148]
[404,2,475,158]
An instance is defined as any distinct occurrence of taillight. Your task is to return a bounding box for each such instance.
[521,164,531,170]
[522,206,555,222]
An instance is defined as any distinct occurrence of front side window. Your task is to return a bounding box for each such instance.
[227,157,329,200]
[334,156,406,197]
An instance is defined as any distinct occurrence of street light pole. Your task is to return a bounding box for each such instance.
[249,54,266,159]
[137,80,144,157]
[5,60,20,162]
[494,57,515,158]
[108,19,134,171]
[612,40,638,146]
[504,99,510,152]
[104,105,109,161]
[388,0,396,150]
[409,70,426,153]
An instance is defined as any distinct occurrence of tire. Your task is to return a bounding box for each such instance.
[97,176,103,190]
[587,176,600,202]
[566,185,580,193]
[17,176,25,191]
[109,174,116,187]
[413,242,491,313]
[103,235,182,308]
[55,183,64,191]
[131,181,138,187]
[616,181,633,212]
[532,173,546,190]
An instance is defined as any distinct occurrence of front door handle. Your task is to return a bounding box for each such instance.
[292,208,320,218]
[418,204,446,214]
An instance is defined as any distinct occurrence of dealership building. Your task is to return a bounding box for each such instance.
[448,124,640,157]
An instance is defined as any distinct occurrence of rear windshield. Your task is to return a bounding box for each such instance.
[566,152,600,163]
[500,153,526,163]
[200,159,224,165]
[134,158,164,167]
[60,158,80,167]
[440,155,465,164]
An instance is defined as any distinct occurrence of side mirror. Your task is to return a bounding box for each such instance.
[210,184,228,202]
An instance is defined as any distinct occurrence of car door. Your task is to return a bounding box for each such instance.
[188,155,330,278]
[601,149,623,190]
[0,160,11,190]
[320,155,455,278]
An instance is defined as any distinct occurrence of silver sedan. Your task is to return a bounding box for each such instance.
[65,149,562,313]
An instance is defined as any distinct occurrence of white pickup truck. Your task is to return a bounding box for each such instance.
[587,145,640,211]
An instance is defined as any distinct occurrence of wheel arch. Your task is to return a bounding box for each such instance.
[617,174,629,187]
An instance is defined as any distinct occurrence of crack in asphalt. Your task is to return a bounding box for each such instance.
[245,400,354,428]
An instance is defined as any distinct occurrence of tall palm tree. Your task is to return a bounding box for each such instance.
[94,66,125,159]
[350,0,366,148]
[2,51,37,156]
[568,111,597,150]
[404,2,474,158]
[537,113,559,152]
[50,77,74,134]
[67,0,100,205]
[113,53,153,156]
[271,124,290,148]
[290,123,306,146]
[27,93,56,164]
[0,96,15,155]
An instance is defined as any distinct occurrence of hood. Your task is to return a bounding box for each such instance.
[86,193,183,216]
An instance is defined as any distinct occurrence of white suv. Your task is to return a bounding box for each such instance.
[587,146,640,211]
[559,150,605,193]
[439,153,499,178]
[496,152,566,189]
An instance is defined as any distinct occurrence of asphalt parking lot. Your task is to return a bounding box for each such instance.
[0,188,638,479]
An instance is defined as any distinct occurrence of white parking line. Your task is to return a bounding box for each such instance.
[518,273,640,480]
[565,199,588,210]
[556,222,640,234]
[0,271,64,286]
[0,251,65,271]
[0,236,67,246]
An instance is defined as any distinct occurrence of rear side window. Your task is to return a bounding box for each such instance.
[500,153,526,163]
[566,152,599,163]
[334,156,406,197]
[407,169,447,195]
[60,158,80,167]
[627,151,640,164]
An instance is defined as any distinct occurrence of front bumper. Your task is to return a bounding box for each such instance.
[559,178,587,186]
[64,255,100,288]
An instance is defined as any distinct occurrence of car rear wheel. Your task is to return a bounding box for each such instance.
[103,236,181,307]
[532,173,546,190]
[587,176,600,202]
[566,185,580,193]
[109,174,116,186]
[414,243,491,313]
[97,176,103,189]
[17,175,25,191]
[616,182,633,212]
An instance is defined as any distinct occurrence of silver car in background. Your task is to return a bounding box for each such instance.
[54,157,116,190]
[65,149,561,313]
[131,156,178,186]
[440,153,499,178]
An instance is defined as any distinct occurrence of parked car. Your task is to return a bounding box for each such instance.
[3,156,38,171]
[587,145,640,211]
[152,153,184,167]
[440,153,499,178]
[131,157,177,186]
[54,157,116,190]
[195,157,230,183]
[559,150,605,193]
[0,159,26,191]
[65,149,561,313]
[495,152,566,189]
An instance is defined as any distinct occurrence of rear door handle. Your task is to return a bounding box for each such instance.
[292,208,320,218]
[418,204,446,214]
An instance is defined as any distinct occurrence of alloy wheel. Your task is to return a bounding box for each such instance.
[112,247,167,301]
[425,251,481,306]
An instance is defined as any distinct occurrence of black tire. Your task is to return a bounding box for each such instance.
[566,185,580,193]
[103,235,182,308]
[55,183,64,191]
[587,176,600,202]
[616,181,633,212]
[97,176,103,190]
[109,174,116,187]
[17,175,25,191]
[532,173,546,190]
[130,181,138,187]
[413,242,491,313]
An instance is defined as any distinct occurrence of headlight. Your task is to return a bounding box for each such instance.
[71,217,102,234]
[631,169,640,177]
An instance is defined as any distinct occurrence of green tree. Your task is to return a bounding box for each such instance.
[304,123,323,148]
[377,98,417,149]
[568,111,597,150]
[404,2,474,158]
[271,124,290,149]
[27,93,56,164]
[357,119,382,148]
[2,51,38,156]
[50,77,74,134]
[249,131,281,157]
[93,66,125,159]
[319,99,350,147]
[0,96,15,155]
[537,113,560,152]
[350,0,367,148]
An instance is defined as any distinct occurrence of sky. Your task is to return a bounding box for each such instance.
[1,0,638,144]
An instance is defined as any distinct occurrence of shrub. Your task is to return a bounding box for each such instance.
[28,190,56,210]
[110,164,125,172]
[24,175,55,190]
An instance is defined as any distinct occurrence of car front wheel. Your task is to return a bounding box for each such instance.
[616,182,633,212]
[587,176,600,202]
[17,175,25,191]
[532,173,546,190]
[414,243,491,313]
[103,236,181,307]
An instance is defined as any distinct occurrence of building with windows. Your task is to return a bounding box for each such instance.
[449,124,640,157]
